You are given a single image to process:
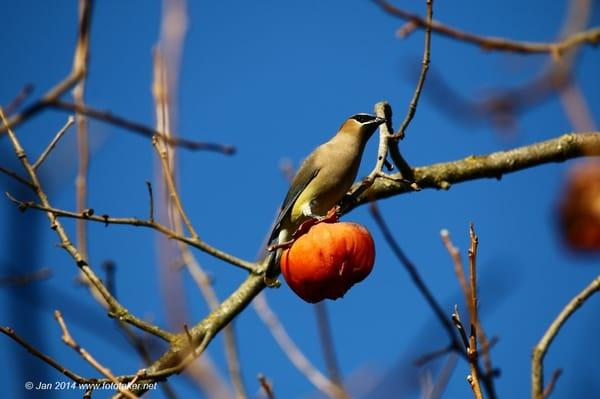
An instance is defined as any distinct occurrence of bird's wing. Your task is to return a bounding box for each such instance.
[268,165,320,243]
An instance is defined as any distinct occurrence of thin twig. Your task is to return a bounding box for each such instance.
[222,324,246,399]
[108,284,180,397]
[183,324,194,349]
[32,116,75,170]
[394,0,432,139]
[314,302,348,398]
[542,369,563,399]
[451,307,484,399]
[426,353,459,399]
[559,80,597,132]
[253,293,347,399]
[468,225,495,379]
[152,136,199,239]
[0,108,174,343]
[468,224,479,332]
[54,311,139,399]
[0,325,105,384]
[344,8,433,206]
[181,248,247,399]
[146,181,155,222]
[374,0,600,56]
[4,83,34,115]
[48,99,236,154]
[414,344,454,367]
[532,275,600,399]
[421,0,590,132]
[0,166,33,188]
[443,229,486,399]
[0,324,170,386]
[72,0,91,265]
[0,268,52,287]
[0,0,92,136]
[440,230,470,305]
[258,374,275,399]
[151,39,246,399]
[0,0,233,156]
[370,203,457,343]
[102,261,116,296]
[3,193,258,274]
[450,307,470,351]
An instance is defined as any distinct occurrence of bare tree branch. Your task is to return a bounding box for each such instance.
[314,302,346,396]
[351,132,600,210]
[32,116,75,170]
[442,230,485,399]
[258,374,276,399]
[253,293,347,399]
[0,0,92,135]
[0,268,52,287]
[543,369,563,399]
[0,0,234,155]
[3,193,258,274]
[48,99,236,153]
[532,275,600,399]
[395,0,432,139]
[0,325,106,385]
[374,0,600,56]
[4,97,599,396]
[54,310,139,399]
[0,108,174,343]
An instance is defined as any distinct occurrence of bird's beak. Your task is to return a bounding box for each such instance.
[374,116,386,125]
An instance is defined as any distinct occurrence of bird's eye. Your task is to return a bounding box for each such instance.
[351,114,376,124]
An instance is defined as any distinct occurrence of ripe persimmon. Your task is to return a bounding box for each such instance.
[281,222,375,303]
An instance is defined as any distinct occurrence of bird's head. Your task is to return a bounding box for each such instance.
[339,113,386,140]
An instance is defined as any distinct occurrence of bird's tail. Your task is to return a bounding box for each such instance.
[263,251,279,287]
[263,229,289,287]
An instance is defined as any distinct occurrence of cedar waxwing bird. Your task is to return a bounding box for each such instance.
[264,113,385,285]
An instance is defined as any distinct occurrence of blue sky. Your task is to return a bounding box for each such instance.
[1,1,599,398]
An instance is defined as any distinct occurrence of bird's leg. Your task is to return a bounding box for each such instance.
[267,240,294,252]
[291,204,341,239]
[321,204,342,223]
[267,204,341,253]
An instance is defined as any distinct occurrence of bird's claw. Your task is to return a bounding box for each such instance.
[292,206,340,239]
[266,206,342,253]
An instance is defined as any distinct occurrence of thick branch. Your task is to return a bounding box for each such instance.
[352,132,600,209]
[125,274,265,397]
